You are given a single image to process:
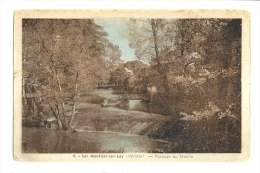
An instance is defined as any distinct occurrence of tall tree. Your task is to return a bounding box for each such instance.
[128,19,173,92]
[128,18,181,120]
[171,18,241,112]
[23,19,111,130]
[104,43,122,67]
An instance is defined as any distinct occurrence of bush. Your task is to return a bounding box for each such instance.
[77,91,105,104]
[171,103,241,153]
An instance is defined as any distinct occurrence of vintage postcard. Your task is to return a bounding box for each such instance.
[14,10,250,162]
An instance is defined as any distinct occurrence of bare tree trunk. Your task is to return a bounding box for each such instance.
[150,19,180,121]
[31,98,37,117]
[224,118,229,152]
[42,40,68,130]
[55,69,68,127]
[150,19,171,93]
[51,95,64,130]
[68,103,76,128]
[22,78,29,116]
[55,103,63,130]
[47,101,63,130]
[68,46,83,128]
[56,108,63,130]
[61,102,68,125]
[68,72,79,128]
[180,20,186,56]
[57,115,63,130]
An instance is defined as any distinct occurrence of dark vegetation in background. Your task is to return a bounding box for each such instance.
[127,18,241,153]
[22,18,241,153]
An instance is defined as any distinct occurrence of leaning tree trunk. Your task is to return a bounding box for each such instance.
[55,69,68,128]
[68,72,79,128]
[68,46,83,129]
[47,99,63,130]
[68,103,76,128]
[42,39,68,130]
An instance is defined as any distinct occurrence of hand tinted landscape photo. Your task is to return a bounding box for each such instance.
[22,18,241,153]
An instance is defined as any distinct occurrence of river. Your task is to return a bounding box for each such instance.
[22,89,176,153]
[22,127,173,153]
[89,89,169,115]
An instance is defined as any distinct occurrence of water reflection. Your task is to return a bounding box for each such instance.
[22,89,174,153]
[129,100,169,115]
[22,127,172,153]
[81,89,169,115]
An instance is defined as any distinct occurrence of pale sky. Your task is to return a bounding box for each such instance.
[94,18,136,62]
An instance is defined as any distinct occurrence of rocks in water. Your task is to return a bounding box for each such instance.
[42,116,59,129]
[101,99,108,107]
[45,122,56,129]
[46,116,57,122]
[44,120,58,129]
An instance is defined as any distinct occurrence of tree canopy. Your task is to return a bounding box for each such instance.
[22,19,120,130]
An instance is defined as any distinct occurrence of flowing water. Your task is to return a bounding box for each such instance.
[91,89,169,115]
[23,89,174,153]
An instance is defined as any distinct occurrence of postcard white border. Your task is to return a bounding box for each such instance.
[1,1,259,173]
[13,9,250,162]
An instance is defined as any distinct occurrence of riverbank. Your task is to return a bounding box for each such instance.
[68,102,180,138]
[22,88,181,139]
[22,102,179,153]
[22,88,241,153]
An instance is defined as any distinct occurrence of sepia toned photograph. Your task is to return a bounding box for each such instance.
[14,10,250,162]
